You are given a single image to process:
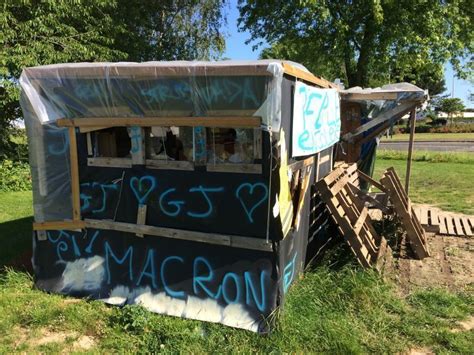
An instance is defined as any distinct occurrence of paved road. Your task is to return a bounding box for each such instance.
[379,141,474,152]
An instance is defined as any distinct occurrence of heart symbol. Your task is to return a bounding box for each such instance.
[235,183,269,223]
[130,176,157,205]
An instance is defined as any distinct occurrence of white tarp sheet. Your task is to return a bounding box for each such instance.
[292,82,340,157]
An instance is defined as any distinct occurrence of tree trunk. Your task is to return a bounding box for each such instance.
[354,17,376,87]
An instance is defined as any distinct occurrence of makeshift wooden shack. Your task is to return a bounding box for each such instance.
[20,60,341,332]
[336,83,426,192]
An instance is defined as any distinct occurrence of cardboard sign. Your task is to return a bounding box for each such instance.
[292,82,340,157]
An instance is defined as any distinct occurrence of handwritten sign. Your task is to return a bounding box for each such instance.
[292,82,340,157]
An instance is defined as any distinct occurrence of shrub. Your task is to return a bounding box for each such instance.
[0,160,32,192]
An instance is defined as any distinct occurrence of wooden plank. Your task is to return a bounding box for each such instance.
[342,102,415,143]
[136,204,147,237]
[146,159,194,171]
[88,157,132,168]
[405,109,416,194]
[294,166,312,230]
[84,219,273,252]
[329,174,350,196]
[430,208,440,226]
[438,215,448,235]
[68,127,81,221]
[33,220,86,231]
[323,166,345,185]
[356,170,386,192]
[25,63,276,78]
[206,163,262,174]
[353,206,369,236]
[57,116,262,128]
[79,126,108,133]
[288,156,315,172]
[281,62,337,89]
[446,215,456,235]
[420,207,429,226]
[461,217,473,236]
[86,132,93,155]
[381,172,429,258]
[129,126,145,165]
[453,217,464,236]
[319,153,331,164]
[341,92,398,101]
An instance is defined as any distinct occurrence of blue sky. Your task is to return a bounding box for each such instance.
[223,3,472,107]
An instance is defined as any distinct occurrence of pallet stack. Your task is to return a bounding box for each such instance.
[316,163,431,270]
[316,164,390,270]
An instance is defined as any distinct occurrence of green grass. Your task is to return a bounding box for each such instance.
[0,191,33,266]
[374,151,474,214]
[381,132,474,141]
[0,160,473,352]
[1,262,472,353]
[376,150,474,164]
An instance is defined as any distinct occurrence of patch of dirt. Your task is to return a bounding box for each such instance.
[407,347,434,355]
[72,335,96,350]
[29,329,77,347]
[396,234,473,293]
[13,327,96,351]
[451,315,474,333]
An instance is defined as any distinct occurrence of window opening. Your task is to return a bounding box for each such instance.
[94,127,131,158]
[206,128,255,164]
[146,126,193,162]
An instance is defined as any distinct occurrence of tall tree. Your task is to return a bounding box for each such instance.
[0,0,226,158]
[436,97,465,123]
[238,0,473,89]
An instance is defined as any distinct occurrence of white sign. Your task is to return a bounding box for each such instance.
[292,82,340,157]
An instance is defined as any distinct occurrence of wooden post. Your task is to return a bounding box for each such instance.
[68,127,81,221]
[405,109,416,194]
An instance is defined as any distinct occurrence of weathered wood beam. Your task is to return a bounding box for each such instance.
[84,219,273,252]
[342,102,415,143]
[57,116,262,128]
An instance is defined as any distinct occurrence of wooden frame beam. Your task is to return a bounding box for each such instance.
[341,92,399,101]
[342,102,415,143]
[57,116,262,129]
[68,127,81,221]
[405,109,417,194]
[84,219,273,252]
[282,63,338,89]
[33,220,86,231]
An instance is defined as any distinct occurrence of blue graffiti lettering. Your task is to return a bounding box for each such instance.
[47,230,81,260]
[130,176,157,205]
[137,248,157,288]
[283,252,298,294]
[47,230,71,261]
[244,270,268,312]
[85,231,100,254]
[187,186,224,218]
[80,183,92,211]
[222,272,241,305]
[193,257,220,299]
[92,183,119,213]
[129,126,141,154]
[235,183,269,223]
[47,129,69,155]
[104,241,133,284]
[161,256,186,299]
[159,188,185,217]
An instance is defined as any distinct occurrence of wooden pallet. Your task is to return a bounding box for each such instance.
[335,162,391,213]
[380,168,430,259]
[413,205,474,237]
[316,164,390,269]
